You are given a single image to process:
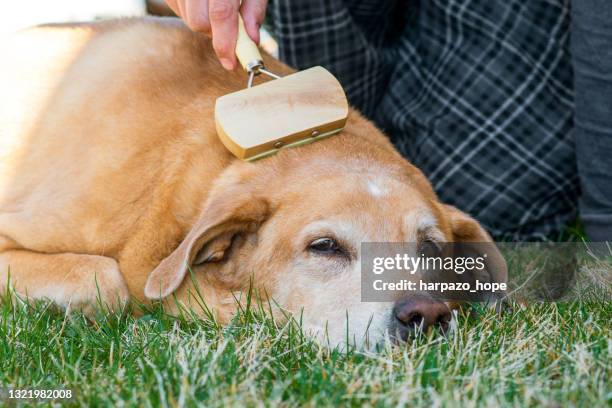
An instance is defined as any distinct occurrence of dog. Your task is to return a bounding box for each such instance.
[0,18,506,347]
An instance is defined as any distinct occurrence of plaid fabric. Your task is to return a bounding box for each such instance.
[267,0,577,240]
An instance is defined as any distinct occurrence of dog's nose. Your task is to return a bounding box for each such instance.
[393,296,451,336]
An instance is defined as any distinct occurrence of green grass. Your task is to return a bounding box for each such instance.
[0,296,610,407]
[1,243,610,407]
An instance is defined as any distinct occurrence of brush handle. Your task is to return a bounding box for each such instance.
[236,15,263,72]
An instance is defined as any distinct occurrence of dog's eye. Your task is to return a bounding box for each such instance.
[420,238,442,257]
[308,237,343,255]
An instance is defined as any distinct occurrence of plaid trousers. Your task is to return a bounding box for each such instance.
[267,0,577,240]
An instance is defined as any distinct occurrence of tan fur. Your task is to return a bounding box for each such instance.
[0,18,505,346]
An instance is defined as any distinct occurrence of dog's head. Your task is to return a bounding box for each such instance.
[144,125,506,348]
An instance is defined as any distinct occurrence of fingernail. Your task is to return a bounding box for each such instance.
[220,58,233,70]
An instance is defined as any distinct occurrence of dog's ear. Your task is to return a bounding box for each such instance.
[144,187,269,300]
[442,204,493,242]
[442,204,508,293]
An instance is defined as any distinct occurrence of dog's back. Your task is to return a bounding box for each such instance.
[0,18,245,255]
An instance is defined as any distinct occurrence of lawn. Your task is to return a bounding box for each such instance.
[0,249,610,407]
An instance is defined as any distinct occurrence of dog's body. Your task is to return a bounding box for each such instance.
[0,18,504,346]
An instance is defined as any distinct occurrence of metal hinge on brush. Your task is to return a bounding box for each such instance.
[235,16,281,88]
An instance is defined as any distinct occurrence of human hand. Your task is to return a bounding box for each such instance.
[165,0,267,70]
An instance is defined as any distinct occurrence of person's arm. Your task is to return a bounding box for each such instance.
[165,0,268,70]
[571,0,612,241]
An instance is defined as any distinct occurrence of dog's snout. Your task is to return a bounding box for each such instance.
[393,296,451,337]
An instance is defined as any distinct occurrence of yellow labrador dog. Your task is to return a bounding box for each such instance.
[0,18,505,347]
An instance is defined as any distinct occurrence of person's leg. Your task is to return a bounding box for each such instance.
[377,1,577,240]
[571,0,612,241]
[266,0,397,117]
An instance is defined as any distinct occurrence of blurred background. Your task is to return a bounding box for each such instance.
[1,0,278,55]
[0,0,145,34]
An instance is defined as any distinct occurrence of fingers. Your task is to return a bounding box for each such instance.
[240,0,268,44]
[165,0,268,71]
[184,0,211,34]
[165,1,210,34]
[209,0,240,70]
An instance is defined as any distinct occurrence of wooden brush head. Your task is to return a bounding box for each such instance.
[215,66,349,161]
